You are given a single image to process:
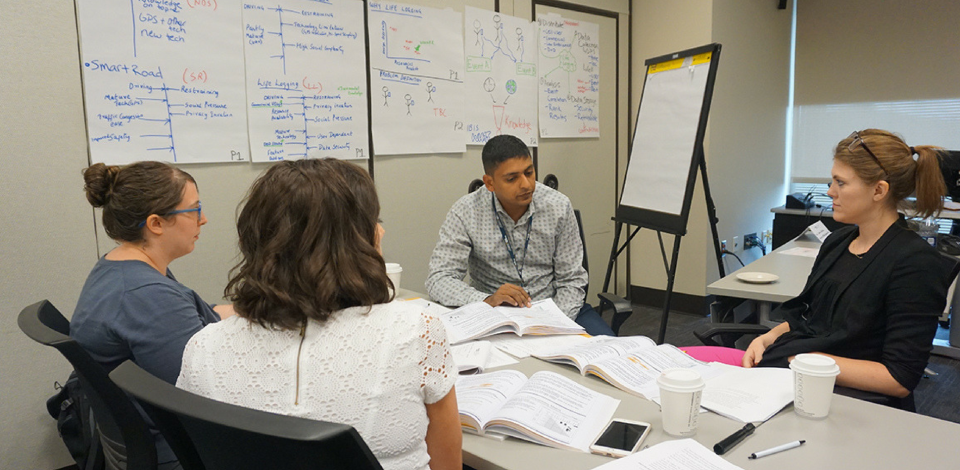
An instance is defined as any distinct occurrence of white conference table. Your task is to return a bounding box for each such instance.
[704,231,960,358]
[396,289,960,470]
[705,232,820,325]
[461,358,960,470]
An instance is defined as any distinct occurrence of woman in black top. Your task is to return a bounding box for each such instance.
[744,129,959,399]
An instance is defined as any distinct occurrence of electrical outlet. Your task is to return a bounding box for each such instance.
[732,235,741,253]
[743,232,759,250]
[761,230,772,245]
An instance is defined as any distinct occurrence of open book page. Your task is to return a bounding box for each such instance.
[494,299,584,334]
[592,439,745,470]
[452,341,493,374]
[456,369,528,433]
[484,371,620,452]
[631,345,723,382]
[485,347,521,369]
[700,365,794,423]
[439,302,513,344]
[584,355,662,399]
[485,333,592,358]
[452,340,519,374]
[585,345,724,402]
[534,335,657,373]
[440,299,585,344]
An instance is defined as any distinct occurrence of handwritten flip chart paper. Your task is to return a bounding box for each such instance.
[620,54,712,215]
[463,7,538,147]
[367,1,465,155]
[243,0,369,162]
[77,0,249,164]
[536,13,600,139]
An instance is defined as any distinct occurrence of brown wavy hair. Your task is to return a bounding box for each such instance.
[82,161,196,242]
[835,129,946,219]
[226,159,392,330]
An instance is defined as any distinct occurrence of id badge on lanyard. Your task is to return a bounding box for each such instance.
[493,193,533,287]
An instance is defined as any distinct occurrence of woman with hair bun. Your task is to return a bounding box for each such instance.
[177,158,461,470]
[741,129,960,405]
[72,161,228,468]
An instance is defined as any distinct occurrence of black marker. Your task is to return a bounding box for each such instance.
[713,423,755,455]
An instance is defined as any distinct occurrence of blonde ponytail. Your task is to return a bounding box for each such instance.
[913,146,947,219]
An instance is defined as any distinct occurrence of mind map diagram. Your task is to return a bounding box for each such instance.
[464,7,538,147]
[537,14,600,138]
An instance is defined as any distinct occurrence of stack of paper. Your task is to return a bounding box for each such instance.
[592,439,746,470]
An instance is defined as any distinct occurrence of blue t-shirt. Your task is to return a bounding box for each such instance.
[72,257,220,382]
[71,256,219,464]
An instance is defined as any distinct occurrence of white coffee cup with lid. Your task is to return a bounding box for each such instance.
[385,263,402,296]
[790,353,841,419]
[657,368,705,436]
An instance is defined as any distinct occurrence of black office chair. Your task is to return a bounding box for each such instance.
[543,174,634,335]
[468,178,484,193]
[109,360,384,470]
[17,300,158,470]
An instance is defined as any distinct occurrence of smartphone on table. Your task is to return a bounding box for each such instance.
[589,419,651,458]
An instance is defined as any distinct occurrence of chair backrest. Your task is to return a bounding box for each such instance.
[542,174,588,274]
[17,300,158,470]
[573,209,589,276]
[468,178,484,193]
[109,360,384,470]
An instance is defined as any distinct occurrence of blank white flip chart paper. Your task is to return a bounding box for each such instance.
[620,55,711,216]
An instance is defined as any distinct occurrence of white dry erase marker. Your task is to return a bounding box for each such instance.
[748,440,805,459]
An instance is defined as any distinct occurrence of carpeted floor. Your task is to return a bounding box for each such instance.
[612,304,960,424]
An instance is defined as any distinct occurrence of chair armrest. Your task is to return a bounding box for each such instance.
[597,292,633,336]
[597,292,632,314]
[693,323,771,347]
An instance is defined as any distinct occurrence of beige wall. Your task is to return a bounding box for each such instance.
[628,0,714,296]
[627,0,791,299]
[795,0,960,105]
[707,0,792,284]
[2,1,98,467]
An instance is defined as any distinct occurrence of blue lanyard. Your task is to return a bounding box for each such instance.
[492,193,533,287]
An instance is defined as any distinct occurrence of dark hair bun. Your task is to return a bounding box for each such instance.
[82,163,121,207]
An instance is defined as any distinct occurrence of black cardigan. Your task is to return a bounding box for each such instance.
[758,218,960,391]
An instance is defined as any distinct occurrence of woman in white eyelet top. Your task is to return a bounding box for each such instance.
[178,301,455,470]
[176,159,461,470]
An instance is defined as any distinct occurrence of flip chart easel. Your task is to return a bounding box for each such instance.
[601,43,725,344]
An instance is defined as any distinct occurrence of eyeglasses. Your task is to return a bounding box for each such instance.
[138,202,202,228]
[847,131,889,177]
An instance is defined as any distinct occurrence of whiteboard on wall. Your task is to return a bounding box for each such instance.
[242,0,369,162]
[463,7,538,147]
[618,44,721,235]
[536,12,600,139]
[77,0,249,164]
[367,1,466,155]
